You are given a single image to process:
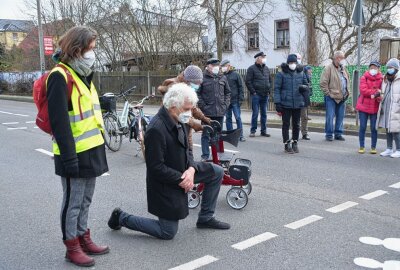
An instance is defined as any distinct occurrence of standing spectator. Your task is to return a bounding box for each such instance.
[377,58,400,158]
[198,58,231,161]
[245,52,272,138]
[301,65,313,140]
[47,26,109,267]
[320,51,350,141]
[107,84,230,240]
[356,61,383,154]
[221,59,246,142]
[274,54,308,154]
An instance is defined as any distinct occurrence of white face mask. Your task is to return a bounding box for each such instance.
[288,63,297,71]
[261,58,267,65]
[297,59,302,64]
[211,66,220,75]
[178,110,192,124]
[369,69,378,76]
[221,66,228,73]
[82,49,96,68]
[339,59,346,66]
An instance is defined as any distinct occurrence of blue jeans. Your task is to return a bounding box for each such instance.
[119,164,224,239]
[226,102,243,138]
[386,131,400,150]
[201,116,224,160]
[251,94,268,134]
[324,96,345,138]
[358,111,377,148]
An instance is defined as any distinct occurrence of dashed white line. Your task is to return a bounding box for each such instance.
[326,201,359,214]
[0,111,13,115]
[231,232,278,251]
[101,173,110,176]
[284,215,323,230]
[13,113,29,117]
[35,148,54,157]
[169,255,218,270]
[2,122,19,125]
[7,127,27,130]
[389,182,400,189]
[359,190,388,200]
[25,121,36,123]
[192,143,239,153]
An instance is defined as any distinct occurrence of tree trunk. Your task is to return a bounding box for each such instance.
[306,0,318,65]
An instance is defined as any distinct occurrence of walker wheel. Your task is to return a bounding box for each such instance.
[188,191,201,209]
[242,182,252,195]
[226,187,248,209]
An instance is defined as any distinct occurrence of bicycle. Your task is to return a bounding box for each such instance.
[100,87,153,157]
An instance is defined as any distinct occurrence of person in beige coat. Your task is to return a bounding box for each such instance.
[377,58,400,158]
[320,51,350,141]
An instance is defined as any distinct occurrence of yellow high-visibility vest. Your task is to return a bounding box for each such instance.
[47,62,104,155]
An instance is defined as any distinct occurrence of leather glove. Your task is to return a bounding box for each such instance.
[275,103,284,113]
[63,158,79,178]
[299,85,308,93]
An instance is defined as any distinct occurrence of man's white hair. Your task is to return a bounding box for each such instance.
[163,83,198,109]
[333,50,345,59]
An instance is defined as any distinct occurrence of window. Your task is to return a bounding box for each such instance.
[275,19,290,49]
[247,23,259,50]
[222,26,233,52]
[12,33,18,42]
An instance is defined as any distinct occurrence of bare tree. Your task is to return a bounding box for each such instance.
[288,0,399,64]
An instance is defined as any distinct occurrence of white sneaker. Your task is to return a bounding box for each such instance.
[380,149,393,157]
[390,151,400,158]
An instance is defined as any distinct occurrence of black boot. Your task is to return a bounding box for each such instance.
[292,140,299,153]
[284,140,294,154]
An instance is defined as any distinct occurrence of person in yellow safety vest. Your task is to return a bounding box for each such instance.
[47,26,109,267]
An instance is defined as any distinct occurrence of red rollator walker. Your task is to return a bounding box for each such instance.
[188,121,252,210]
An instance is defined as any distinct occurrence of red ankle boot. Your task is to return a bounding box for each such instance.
[63,237,95,267]
[79,229,110,255]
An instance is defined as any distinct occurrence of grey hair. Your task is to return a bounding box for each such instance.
[333,50,345,59]
[163,83,198,109]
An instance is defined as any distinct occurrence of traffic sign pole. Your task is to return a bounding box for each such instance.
[37,0,45,74]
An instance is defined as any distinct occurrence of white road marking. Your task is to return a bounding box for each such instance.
[359,190,388,200]
[0,111,29,117]
[101,173,110,176]
[25,121,36,123]
[389,182,400,189]
[34,126,39,129]
[192,143,239,153]
[326,201,358,213]
[231,232,278,251]
[0,111,13,115]
[7,127,27,130]
[2,122,19,125]
[284,215,323,230]
[169,255,218,270]
[35,148,54,157]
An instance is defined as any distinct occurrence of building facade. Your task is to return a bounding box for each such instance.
[0,19,34,50]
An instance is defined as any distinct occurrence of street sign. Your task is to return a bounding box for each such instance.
[351,0,365,26]
[43,36,54,55]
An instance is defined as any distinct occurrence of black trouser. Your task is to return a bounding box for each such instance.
[282,108,301,143]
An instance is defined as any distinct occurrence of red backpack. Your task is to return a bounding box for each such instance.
[33,64,75,134]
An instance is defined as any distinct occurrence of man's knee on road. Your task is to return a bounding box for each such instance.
[160,225,178,240]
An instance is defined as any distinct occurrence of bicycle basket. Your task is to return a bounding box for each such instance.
[99,95,116,112]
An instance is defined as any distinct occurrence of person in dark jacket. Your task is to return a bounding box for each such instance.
[301,65,313,140]
[107,84,230,239]
[246,51,272,137]
[221,59,245,142]
[274,54,308,154]
[47,26,109,267]
[198,58,231,160]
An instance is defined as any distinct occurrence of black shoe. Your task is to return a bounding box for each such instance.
[326,137,333,141]
[292,141,299,153]
[239,137,246,142]
[108,208,122,230]
[335,135,345,141]
[260,132,271,137]
[284,141,294,154]
[196,217,230,230]
[302,134,310,140]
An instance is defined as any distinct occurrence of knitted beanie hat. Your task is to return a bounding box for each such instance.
[183,65,203,83]
[386,58,400,70]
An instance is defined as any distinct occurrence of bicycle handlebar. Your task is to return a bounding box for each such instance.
[133,94,155,108]
[116,86,137,98]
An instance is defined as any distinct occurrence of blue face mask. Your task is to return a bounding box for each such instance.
[387,68,396,75]
[190,83,200,91]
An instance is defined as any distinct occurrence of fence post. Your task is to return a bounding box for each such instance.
[147,71,151,96]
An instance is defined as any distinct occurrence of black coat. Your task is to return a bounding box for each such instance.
[225,69,244,104]
[198,71,231,117]
[274,63,308,109]
[245,63,272,96]
[144,107,213,220]
[47,67,108,178]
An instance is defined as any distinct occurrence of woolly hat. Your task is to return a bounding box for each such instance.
[304,65,312,72]
[386,58,400,70]
[183,65,203,84]
[369,60,381,68]
[287,54,298,64]
[220,59,230,66]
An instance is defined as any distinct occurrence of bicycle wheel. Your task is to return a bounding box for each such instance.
[138,118,147,158]
[103,113,123,151]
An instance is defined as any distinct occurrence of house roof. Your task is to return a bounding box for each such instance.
[0,19,34,32]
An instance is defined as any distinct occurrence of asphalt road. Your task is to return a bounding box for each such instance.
[0,99,399,270]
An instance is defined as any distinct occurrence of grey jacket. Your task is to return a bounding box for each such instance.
[198,71,231,117]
